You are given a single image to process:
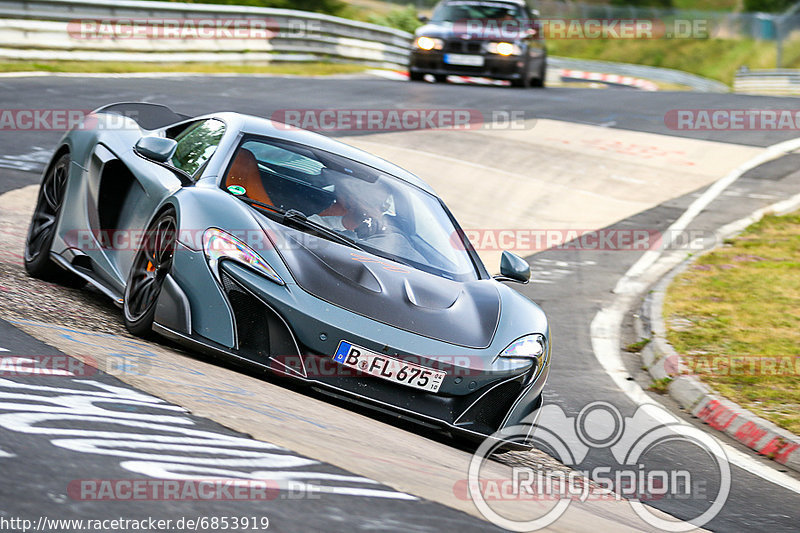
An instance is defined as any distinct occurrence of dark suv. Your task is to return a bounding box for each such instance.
[409,0,546,87]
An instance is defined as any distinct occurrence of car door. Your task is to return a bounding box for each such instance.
[84,118,226,292]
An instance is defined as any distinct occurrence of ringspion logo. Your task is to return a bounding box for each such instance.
[464,402,730,531]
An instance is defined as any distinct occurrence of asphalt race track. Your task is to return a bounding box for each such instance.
[0,319,501,533]
[1,73,800,532]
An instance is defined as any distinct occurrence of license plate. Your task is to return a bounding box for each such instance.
[333,341,445,393]
[444,54,485,67]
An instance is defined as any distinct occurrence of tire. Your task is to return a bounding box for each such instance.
[409,70,425,81]
[433,74,448,83]
[531,61,546,88]
[123,209,178,337]
[24,152,85,287]
[510,63,532,88]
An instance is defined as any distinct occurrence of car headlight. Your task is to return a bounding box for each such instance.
[203,228,284,286]
[487,42,522,56]
[415,36,444,50]
[499,334,546,360]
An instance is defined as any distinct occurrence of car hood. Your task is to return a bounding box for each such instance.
[260,217,501,349]
[417,21,525,41]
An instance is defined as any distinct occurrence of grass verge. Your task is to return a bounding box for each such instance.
[649,377,673,395]
[626,338,651,353]
[0,61,370,76]
[548,37,800,87]
[663,210,800,434]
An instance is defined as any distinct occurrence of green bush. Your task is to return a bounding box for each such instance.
[368,6,423,33]
[149,0,348,17]
[743,0,793,12]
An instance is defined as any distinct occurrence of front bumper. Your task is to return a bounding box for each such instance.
[213,260,551,439]
[410,50,526,80]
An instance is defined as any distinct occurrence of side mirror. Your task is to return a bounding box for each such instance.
[135,136,177,163]
[418,14,429,23]
[495,251,531,283]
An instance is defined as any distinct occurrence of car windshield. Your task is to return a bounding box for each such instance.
[432,1,523,22]
[223,137,480,281]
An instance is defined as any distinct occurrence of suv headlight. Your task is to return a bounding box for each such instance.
[415,36,444,50]
[486,41,522,56]
[499,334,546,360]
[203,228,284,286]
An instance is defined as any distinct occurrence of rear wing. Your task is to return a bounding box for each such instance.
[93,102,192,131]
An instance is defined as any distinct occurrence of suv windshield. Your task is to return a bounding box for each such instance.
[432,1,523,22]
[223,137,480,281]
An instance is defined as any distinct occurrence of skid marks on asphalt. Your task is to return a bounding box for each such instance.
[0,147,52,173]
[6,319,335,431]
[0,357,415,501]
[529,257,597,284]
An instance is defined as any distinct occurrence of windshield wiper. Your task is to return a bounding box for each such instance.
[234,196,364,251]
[235,195,285,216]
[281,209,365,251]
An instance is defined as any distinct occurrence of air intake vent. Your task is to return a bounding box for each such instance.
[220,269,270,358]
[458,379,523,434]
[219,265,300,362]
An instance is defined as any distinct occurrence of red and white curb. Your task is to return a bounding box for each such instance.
[559,69,658,91]
[640,191,800,475]
[368,68,659,90]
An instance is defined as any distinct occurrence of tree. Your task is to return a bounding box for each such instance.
[161,0,348,17]
[743,0,794,12]
[609,0,674,8]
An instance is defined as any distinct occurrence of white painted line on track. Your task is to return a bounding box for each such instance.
[615,137,800,294]
[592,136,800,494]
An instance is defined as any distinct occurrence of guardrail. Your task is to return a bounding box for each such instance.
[733,69,800,95]
[0,0,729,92]
[0,0,413,67]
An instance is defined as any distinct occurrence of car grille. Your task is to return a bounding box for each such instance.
[443,40,483,54]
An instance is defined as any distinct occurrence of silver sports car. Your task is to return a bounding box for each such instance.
[24,102,551,445]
